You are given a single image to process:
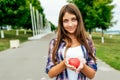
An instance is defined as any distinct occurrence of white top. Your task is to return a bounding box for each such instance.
[62,46,84,80]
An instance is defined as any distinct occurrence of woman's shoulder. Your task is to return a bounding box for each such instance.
[86,37,94,46]
[50,38,57,42]
[50,38,66,45]
[49,38,57,44]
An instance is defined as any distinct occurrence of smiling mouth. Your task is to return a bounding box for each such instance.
[69,28,75,31]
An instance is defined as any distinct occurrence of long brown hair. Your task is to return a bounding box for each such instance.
[52,3,96,64]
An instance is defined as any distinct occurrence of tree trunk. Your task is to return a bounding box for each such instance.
[89,29,92,39]
[1,30,4,38]
[101,29,104,43]
[16,29,19,36]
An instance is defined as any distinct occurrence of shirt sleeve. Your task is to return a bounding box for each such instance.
[87,39,97,71]
[87,54,97,71]
[45,39,56,73]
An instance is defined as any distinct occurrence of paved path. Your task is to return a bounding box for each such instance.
[0,33,120,80]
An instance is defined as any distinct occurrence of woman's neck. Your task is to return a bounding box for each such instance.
[67,34,80,47]
[68,34,76,40]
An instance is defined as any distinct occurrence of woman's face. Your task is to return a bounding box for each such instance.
[62,12,78,34]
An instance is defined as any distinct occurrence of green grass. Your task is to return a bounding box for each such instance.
[92,32,120,70]
[0,30,32,51]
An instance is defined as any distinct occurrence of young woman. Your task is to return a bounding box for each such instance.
[46,3,97,80]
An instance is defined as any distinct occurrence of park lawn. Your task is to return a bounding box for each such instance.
[0,30,32,51]
[92,32,120,71]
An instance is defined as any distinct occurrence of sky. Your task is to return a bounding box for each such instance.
[39,0,120,30]
[39,0,68,26]
[109,0,120,30]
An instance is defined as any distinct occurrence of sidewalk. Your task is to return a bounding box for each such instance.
[94,59,120,80]
[0,33,120,80]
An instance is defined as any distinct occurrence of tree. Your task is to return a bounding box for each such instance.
[0,0,45,29]
[93,0,114,37]
[22,0,44,29]
[67,0,114,34]
[49,21,57,32]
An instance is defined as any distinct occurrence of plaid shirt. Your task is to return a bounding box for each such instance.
[46,38,97,80]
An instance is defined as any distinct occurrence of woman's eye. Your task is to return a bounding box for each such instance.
[63,19,68,23]
[72,18,77,22]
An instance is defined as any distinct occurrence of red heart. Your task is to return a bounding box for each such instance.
[68,58,80,68]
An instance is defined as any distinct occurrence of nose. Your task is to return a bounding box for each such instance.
[68,21,73,27]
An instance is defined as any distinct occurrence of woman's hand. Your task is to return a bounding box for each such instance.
[75,57,86,73]
[64,57,86,73]
[64,57,76,71]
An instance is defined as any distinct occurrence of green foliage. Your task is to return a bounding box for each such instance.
[0,0,45,29]
[93,0,114,30]
[49,22,57,32]
[0,0,26,26]
[67,0,114,33]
